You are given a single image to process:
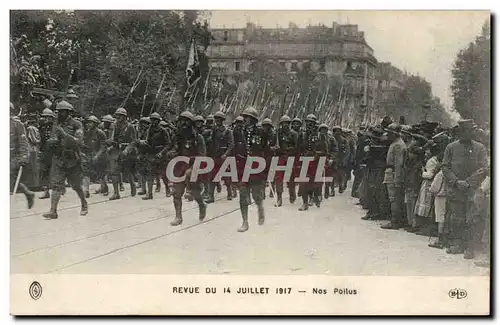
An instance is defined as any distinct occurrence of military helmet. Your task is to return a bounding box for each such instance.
[305,114,318,123]
[359,123,367,130]
[65,88,78,99]
[102,115,114,123]
[194,115,205,122]
[262,118,273,126]
[386,123,402,134]
[41,108,56,118]
[42,99,52,108]
[241,106,259,120]
[160,120,168,127]
[206,114,214,120]
[180,111,194,121]
[86,115,100,124]
[280,115,292,123]
[332,125,342,131]
[55,100,73,111]
[150,112,161,120]
[140,117,151,124]
[214,111,225,119]
[256,122,262,127]
[235,116,244,122]
[319,123,328,130]
[292,117,302,124]
[114,107,128,117]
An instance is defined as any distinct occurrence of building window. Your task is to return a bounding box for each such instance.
[223,31,228,41]
[235,61,240,71]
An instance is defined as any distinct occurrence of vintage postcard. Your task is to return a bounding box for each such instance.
[9,9,491,315]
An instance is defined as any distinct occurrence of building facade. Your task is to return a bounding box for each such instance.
[206,22,378,111]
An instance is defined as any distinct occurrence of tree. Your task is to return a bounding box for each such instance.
[451,19,490,127]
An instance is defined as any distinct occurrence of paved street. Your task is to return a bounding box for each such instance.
[10,184,489,276]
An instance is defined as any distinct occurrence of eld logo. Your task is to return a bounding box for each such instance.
[448,288,467,299]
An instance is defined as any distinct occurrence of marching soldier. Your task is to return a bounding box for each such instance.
[136,117,151,196]
[42,101,86,219]
[10,102,35,209]
[297,114,329,211]
[321,124,338,199]
[342,128,357,191]
[230,116,245,199]
[261,118,276,199]
[81,115,107,198]
[200,115,214,200]
[271,115,298,206]
[332,126,348,193]
[38,108,56,199]
[208,111,234,202]
[351,124,368,198]
[291,117,302,133]
[166,111,207,226]
[289,117,303,202]
[234,107,269,232]
[107,107,137,200]
[141,112,170,200]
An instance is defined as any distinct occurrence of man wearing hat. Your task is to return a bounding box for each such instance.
[271,115,299,206]
[166,111,207,226]
[320,124,337,199]
[10,102,35,209]
[38,108,57,199]
[135,117,151,197]
[381,123,407,230]
[207,111,234,203]
[42,101,87,219]
[107,107,138,200]
[139,112,170,200]
[442,119,488,257]
[297,114,329,211]
[233,107,270,232]
[81,115,107,198]
[332,125,348,193]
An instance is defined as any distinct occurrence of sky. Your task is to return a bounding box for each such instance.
[208,10,489,113]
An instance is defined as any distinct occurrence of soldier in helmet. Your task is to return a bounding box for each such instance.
[42,101,86,219]
[136,117,151,196]
[332,125,348,193]
[320,124,338,199]
[351,123,368,198]
[81,115,107,198]
[10,102,35,209]
[97,114,115,195]
[261,118,276,199]
[208,110,234,202]
[166,111,206,226]
[38,107,57,199]
[289,117,303,201]
[297,114,329,211]
[199,114,214,200]
[271,115,298,206]
[107,107,138,200]
[139,112,170,200]
[233,107,270,232]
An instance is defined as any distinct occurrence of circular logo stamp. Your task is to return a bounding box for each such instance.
[29,281,42,300]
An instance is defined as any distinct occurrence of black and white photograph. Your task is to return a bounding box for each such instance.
[8,8,491,315]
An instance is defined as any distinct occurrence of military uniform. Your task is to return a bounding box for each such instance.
[10,105,35,209]
[332,128,349,193]
[234,107,269,232]
[167,111,207,226]
[136,117,151,196]
[297,114,329,211]
[208,111,234,202]
[323,126,338,199]
[141,112,170,200]
[108,108,138,200]
[273,115,299,206]
[43,101,87,219]
[81,115,107,198]
[38,108,56,199]
[351,125,368,198]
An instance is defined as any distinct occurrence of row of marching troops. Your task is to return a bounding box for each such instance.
[10,99,359,233]
[351,116,490,266]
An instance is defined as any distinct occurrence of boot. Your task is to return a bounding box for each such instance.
[289,185,296,204]
[43,190,61,219]
[257,202,265,225]
[119,182,125,192]
[101,183,109,196]
[324,185,330,199]
[19,183,35,209]
[165,185,172,197]
[232,186,238,198]
[197,198,207,221]
[142,177,154,200]
[80,198,88,216]
[155,182,161,192]
[138,175,147,195]
[330,184,336,197]
[74,187,88,216]
[205,183,215,203]
[130,179,136,197]
[82,176,91,198]
[428,234,445,249]
[314,191,321,208]
[238,204,249,232]
[39,186,50,199]
[216,182,222,193]
[109,178,121,200]
[308,193,314,206]
[276,192,283,207]
[298,195,309,211]
[269,189,274,198]
[170,197,183,226]
[226,185,232,201]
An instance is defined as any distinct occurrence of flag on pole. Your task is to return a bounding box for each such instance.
[186,39,201,88]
